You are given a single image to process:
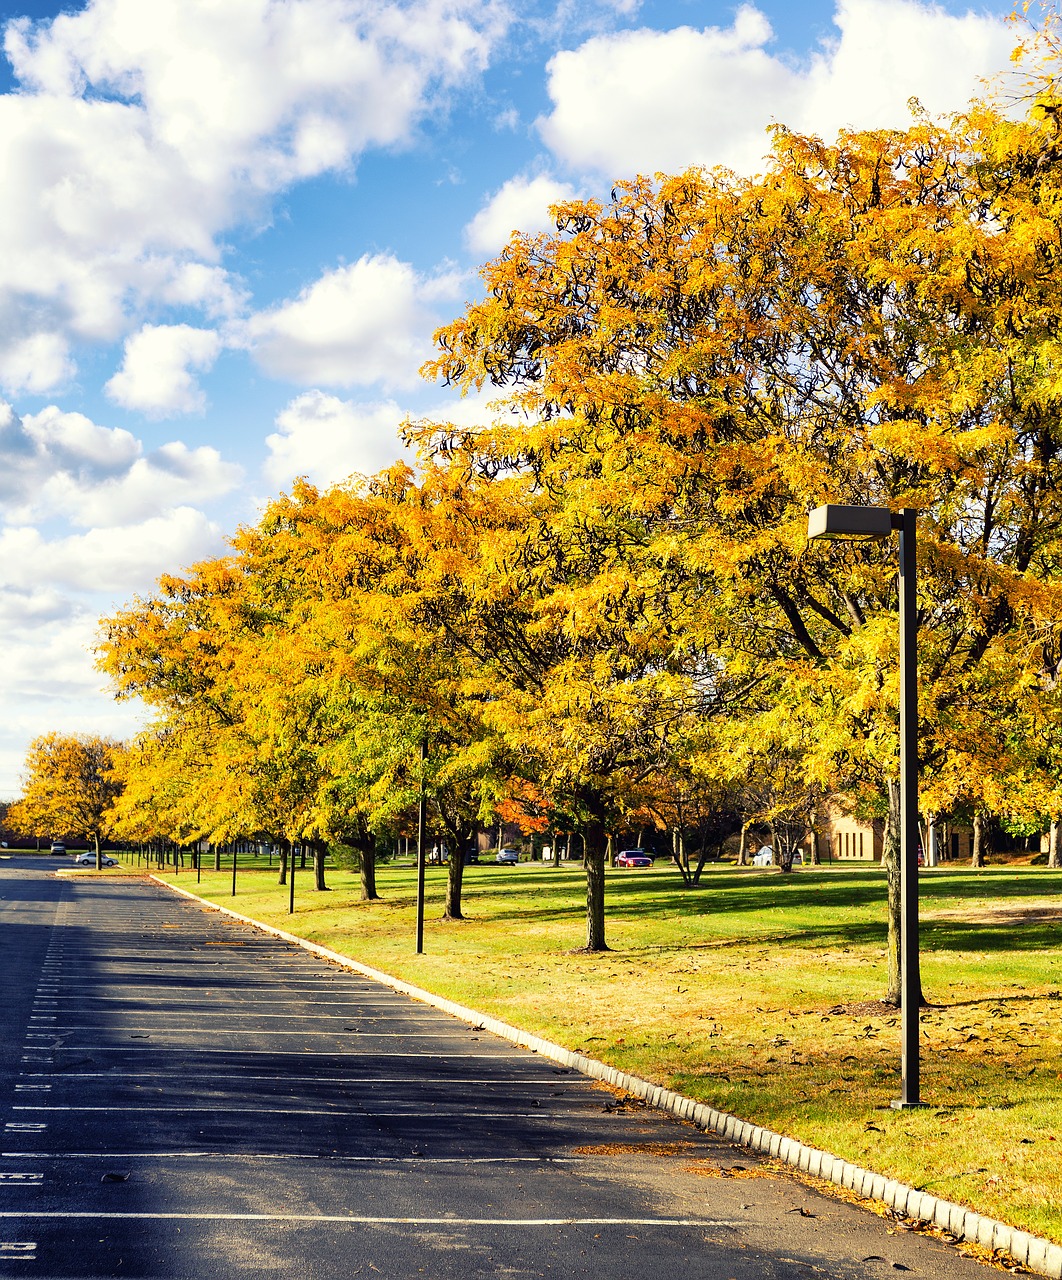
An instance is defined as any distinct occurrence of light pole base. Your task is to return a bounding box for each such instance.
[890,1099,928,1111]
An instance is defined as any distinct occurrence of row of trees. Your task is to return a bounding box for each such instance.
[6,734,123,865]
[19,19,1062,996]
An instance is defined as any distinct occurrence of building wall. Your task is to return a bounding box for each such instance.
[804,802,972,863]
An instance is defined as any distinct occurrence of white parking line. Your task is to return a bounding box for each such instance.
[0,1241,36,1259]
[0,1212,734,1227]
[16,1074,558,1085]
[29,1048,524,1058]
[36,985,408,994]
[35,1030,485,1039]
[11,1106,547,1119]
[39,1012,450,1022]
[0,1174,43,1185]
[1,1153,581,1164]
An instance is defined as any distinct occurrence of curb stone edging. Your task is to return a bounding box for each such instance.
[150,875,1062,1279]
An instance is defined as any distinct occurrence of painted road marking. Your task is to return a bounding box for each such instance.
[38,1012,450,1022]
[13,1086,50,1092]
[26,1048,524,1058]
[0,1174,43,1185]
[1,1153,582,1164]
[0,1242,36,1259]
[4,1125,46,1134]
[0,1212,735,1226]
[14,1074,563,1088]
[11,1106,549,1119]
[31,1030,493,1039]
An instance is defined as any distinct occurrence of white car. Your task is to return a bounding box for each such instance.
[752,847,804,867]
[74,853,118,867]
[495,848,520,865]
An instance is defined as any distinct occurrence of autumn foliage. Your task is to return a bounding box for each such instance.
[94,24,1062,964]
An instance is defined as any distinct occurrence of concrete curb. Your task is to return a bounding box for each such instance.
[152,875,1062,1279]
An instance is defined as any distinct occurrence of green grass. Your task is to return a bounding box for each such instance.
[133,854,1062,1245]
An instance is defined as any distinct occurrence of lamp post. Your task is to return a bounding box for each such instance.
[416,737,427,955]
[807,503,925,1110]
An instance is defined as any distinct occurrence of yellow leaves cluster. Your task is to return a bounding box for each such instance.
[95,23,1062,872]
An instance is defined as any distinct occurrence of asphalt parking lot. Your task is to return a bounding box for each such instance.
[0,855,1005,1279]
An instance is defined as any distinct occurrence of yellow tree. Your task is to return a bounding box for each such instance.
[8,734,124,868]
[242,474,533,919]
[417,71,1062,985]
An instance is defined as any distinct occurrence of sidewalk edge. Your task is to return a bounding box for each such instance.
[151,875,1062,1280]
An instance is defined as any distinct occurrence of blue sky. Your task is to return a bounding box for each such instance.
[0,0,1020,798]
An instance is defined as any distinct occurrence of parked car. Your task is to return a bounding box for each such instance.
[752,847,804,867]
[615,849,653,868]
[495,848,520,865]
[49,842,66,856]
[74,852,118,867]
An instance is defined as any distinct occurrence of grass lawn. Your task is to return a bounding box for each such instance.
[136,853,1062,1245]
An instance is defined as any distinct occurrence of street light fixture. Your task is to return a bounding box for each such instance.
[807,503,925,1110]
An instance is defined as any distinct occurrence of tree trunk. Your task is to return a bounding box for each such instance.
[444,840,466,920]
[312,840,328,891]
[690,824,709,884]
[807,815,820,866]
[971,811,986,868]
[673,827,691,887]
[882,777,902,1006]
[213,844,221,872]
[359,835,380,900]
[277,841,288,885]
[93,830,101,870]
[736,819,751,867]
[583,823,608,951]
[926,813,938,867]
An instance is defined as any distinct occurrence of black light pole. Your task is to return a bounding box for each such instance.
[416,738,427,954]
[808,503,925,1109]
[231,843,238,897]
[894,508,923,1109]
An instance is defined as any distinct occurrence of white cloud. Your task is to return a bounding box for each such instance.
[264,384,499,488]
[105,323,222,416]
[0,388,242,800]
[0,402,242,526]
[0,0,508,362]
[0,331,75,396]
[265,391,412,487]
[465,173,579,256]
[538,0,1013,178]
[0,506,226,593]
[247,254,465,390]
[160,263,249,319]
[801,0,1014,137]
[0,609,148,799]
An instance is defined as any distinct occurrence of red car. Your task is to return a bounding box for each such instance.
[615,849,654,868]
